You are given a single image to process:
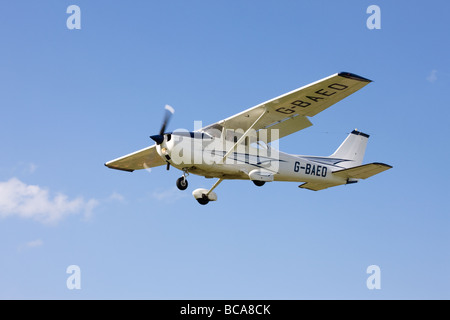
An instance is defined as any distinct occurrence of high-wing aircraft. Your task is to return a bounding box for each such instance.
[105,72,392,205]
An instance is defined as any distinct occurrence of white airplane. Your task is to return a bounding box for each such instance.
[105,72,392,205]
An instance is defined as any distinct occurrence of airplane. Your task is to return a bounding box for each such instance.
[105,72,392,205]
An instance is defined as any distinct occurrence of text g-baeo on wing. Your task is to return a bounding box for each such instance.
[105,145,165,172]
[201,72,372,142]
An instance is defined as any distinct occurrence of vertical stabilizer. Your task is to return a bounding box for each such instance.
[329,130,369,169]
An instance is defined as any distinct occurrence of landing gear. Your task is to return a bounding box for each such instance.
[176,177,188,190]
[176,169,189,191]
[196,195,210,205]
[192,179,222,205]
[253,180,265,187]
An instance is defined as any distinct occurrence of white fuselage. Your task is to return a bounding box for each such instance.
[156,133,347,186]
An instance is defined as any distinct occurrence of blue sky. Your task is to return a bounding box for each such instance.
[0,0,449,299]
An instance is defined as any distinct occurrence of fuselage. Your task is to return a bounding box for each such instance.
[155,132,347,186]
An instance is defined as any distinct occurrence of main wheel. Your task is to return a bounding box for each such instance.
[197,198,209,205]
[253,180,265,187]
[197,195,209,205]
[176,177,188,190]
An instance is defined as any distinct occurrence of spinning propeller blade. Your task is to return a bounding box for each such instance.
[150,105,175,145]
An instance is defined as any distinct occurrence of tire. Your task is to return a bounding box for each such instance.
[253,180,265,187]
[176,177,188,190]
[197,194,210,205]
[197,197,209,205]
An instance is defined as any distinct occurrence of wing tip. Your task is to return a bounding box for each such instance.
[338,72,372,83]
[372,162,393,169]
[104,163,134,172]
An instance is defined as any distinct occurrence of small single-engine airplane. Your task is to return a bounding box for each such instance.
[105,72,392,205]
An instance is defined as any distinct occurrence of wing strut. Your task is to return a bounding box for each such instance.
[221,109,268,163]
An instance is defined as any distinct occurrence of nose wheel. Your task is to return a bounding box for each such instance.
[176,177,188,190]
[176,169,189,191]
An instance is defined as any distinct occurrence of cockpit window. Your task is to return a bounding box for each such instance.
[250,141,269,149]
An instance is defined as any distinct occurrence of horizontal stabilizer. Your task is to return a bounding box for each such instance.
[298,181,341,191]
[333,162,392,180]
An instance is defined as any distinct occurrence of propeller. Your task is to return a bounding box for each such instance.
[150,105,175,145]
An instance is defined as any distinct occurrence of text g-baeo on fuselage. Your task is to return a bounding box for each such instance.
[153,130,346,186]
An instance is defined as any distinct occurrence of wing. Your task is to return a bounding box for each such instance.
[105,145,166,172]
[201,72,371,142]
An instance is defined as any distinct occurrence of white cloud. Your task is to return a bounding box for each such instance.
[25,239,43,248]
[0,178,99,225]
[17,239,44,252]
[28,163,38,174]
[108,192,125,203]
[11,162,38,175]
[151,187,187,202]
[426,69,437,83]
[81,198,100,221]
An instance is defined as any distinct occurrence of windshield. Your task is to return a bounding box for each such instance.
[171,131,213,140]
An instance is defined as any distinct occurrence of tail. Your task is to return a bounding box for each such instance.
[299,129,392,190]
[329,129,369,169]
